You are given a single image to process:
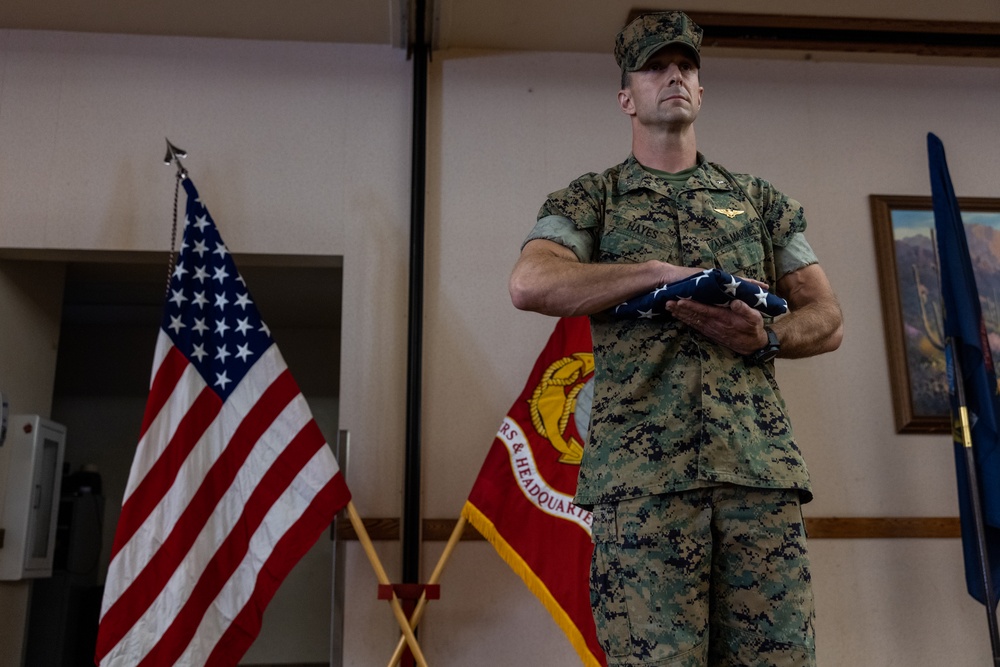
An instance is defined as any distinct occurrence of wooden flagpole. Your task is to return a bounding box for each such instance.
[346,502,429,667]
[386,516,467,667]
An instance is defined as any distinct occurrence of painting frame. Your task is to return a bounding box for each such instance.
[871,194,1000,434]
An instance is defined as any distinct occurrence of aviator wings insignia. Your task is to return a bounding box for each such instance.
[713,207,745,219]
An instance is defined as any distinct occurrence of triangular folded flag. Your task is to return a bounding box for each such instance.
[610,268,788,320]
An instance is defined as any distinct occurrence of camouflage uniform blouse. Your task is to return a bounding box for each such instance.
[529,154,813,508]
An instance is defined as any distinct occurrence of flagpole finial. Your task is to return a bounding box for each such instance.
[164,139,188,180]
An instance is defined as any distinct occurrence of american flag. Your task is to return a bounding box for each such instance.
[95,177,351,666]
[610,268,788,320]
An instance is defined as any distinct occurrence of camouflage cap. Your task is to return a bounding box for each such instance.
[614,11,703,72]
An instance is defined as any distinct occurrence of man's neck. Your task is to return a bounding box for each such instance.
[631,124,698,173]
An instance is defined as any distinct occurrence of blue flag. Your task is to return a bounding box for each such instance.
[609,268,788,320]
[928,132,1000,607]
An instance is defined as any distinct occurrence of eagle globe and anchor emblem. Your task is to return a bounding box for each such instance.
[528,352,595,465]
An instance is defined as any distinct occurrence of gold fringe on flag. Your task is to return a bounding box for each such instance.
[461,501,602,667]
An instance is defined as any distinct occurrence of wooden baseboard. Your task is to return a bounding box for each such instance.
[335,516,962,541]
[807,516,959,538]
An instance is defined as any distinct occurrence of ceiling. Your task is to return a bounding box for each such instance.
[1,0,997,58]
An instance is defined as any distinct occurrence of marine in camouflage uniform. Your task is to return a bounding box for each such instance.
[531,155,815,507]
[527,154,818,666]
[509,10,843,667]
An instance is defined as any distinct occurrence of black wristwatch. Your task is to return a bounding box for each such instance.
[747,326,780,365]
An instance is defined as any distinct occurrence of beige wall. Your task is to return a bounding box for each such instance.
[421,49,1000,665]
[1,26,1000,666]
[0,29,412,666]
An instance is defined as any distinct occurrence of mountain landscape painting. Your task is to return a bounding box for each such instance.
[891,207,1000,423]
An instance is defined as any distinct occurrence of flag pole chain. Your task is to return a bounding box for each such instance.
[386,516,467,667]
[163,139,188,296]
[345,501,429,667]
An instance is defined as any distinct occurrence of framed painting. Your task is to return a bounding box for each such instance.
[870,194,1000,433]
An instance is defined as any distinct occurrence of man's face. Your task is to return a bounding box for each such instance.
[619,45,703,130]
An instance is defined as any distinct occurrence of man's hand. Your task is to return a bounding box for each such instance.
[666,298,768,355]
[666,263,843,359]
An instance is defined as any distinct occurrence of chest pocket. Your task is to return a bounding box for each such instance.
[711,236,766,281]
[597,228,674,264]
[698,198,770,283]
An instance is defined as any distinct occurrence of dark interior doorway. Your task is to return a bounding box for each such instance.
[24,253,342,666]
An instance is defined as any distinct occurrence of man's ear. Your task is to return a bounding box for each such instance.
[618,89,635,116]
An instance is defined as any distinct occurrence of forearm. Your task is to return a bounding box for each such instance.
[771,264,844,359]
[771,299,843,358]
[509,239,695,317]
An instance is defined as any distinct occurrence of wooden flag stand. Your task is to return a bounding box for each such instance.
[344,507,469,667]
[378,583,440,667]
[345,502,430,667]
[384,516,467,667]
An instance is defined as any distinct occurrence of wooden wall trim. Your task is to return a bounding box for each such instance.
[806,517,959,539]
[335,517,962,541]
[626,10,1000,58]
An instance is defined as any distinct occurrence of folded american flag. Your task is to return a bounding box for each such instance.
[610,268,788,320]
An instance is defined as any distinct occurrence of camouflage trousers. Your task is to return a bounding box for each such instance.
[590,485,815,667]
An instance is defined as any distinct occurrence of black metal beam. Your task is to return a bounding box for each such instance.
[403,0,429,585]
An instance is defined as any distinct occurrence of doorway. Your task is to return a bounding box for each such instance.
[22,252,342,666]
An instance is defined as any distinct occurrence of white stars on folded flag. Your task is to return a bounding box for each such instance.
[612,268,789,321]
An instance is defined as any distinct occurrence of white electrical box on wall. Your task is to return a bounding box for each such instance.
[0,415,66,580]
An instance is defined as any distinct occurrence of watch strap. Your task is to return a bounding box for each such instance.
[748,326,780,365]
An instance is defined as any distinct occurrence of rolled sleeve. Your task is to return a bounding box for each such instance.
[522,214,595,263]
[774,232,819,278]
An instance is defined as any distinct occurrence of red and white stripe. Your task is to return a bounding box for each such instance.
[96,332,350,666]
